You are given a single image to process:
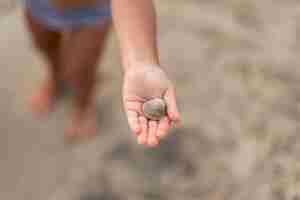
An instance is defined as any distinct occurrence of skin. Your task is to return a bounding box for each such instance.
[24,10,62,116]
[112,0,181,147]
[25,0,180,147]
[24,10,111,138]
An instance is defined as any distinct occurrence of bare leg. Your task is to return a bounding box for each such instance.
[24,10,62,117]
[61,21,111,138]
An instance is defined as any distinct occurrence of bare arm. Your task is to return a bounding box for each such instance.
[111,0,159,71]
[112,0,180,147]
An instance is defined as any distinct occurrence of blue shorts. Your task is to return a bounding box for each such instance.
[24,0,112,31]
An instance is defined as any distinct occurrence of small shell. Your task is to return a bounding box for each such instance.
[143,98,166,121]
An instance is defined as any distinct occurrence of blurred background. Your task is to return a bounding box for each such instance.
[0,0,300,199]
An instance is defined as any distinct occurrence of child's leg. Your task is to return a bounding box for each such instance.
[24,10,62,116]
[61,22,111,137]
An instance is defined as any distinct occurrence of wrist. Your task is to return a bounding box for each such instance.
[121,49,160,72]
[122,58,161,73]
[123,61,161,75]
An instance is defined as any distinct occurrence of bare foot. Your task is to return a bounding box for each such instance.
[64,104,98,140]
[29,78,60,118]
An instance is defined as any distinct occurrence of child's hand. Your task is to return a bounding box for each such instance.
[122,64,180,147]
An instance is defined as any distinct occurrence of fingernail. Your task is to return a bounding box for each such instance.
[134,127,141,135]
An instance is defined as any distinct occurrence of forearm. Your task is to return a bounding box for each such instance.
[111,0,159,71]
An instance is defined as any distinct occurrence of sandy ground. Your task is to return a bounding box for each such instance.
[1,0,300,200]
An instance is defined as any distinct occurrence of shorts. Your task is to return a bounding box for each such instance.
[24,0,112,31]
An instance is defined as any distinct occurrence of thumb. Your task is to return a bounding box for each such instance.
[164,86,181,125]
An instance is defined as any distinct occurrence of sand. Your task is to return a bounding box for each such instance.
[0,1,300,200]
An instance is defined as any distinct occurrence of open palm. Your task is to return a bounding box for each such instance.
[123,66,180,147]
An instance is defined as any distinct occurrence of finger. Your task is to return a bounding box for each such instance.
[164,87,181,125]
[156,116,171,139]
[147,120,159,147]
[126,110,141,135]
[138,116,148,145]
